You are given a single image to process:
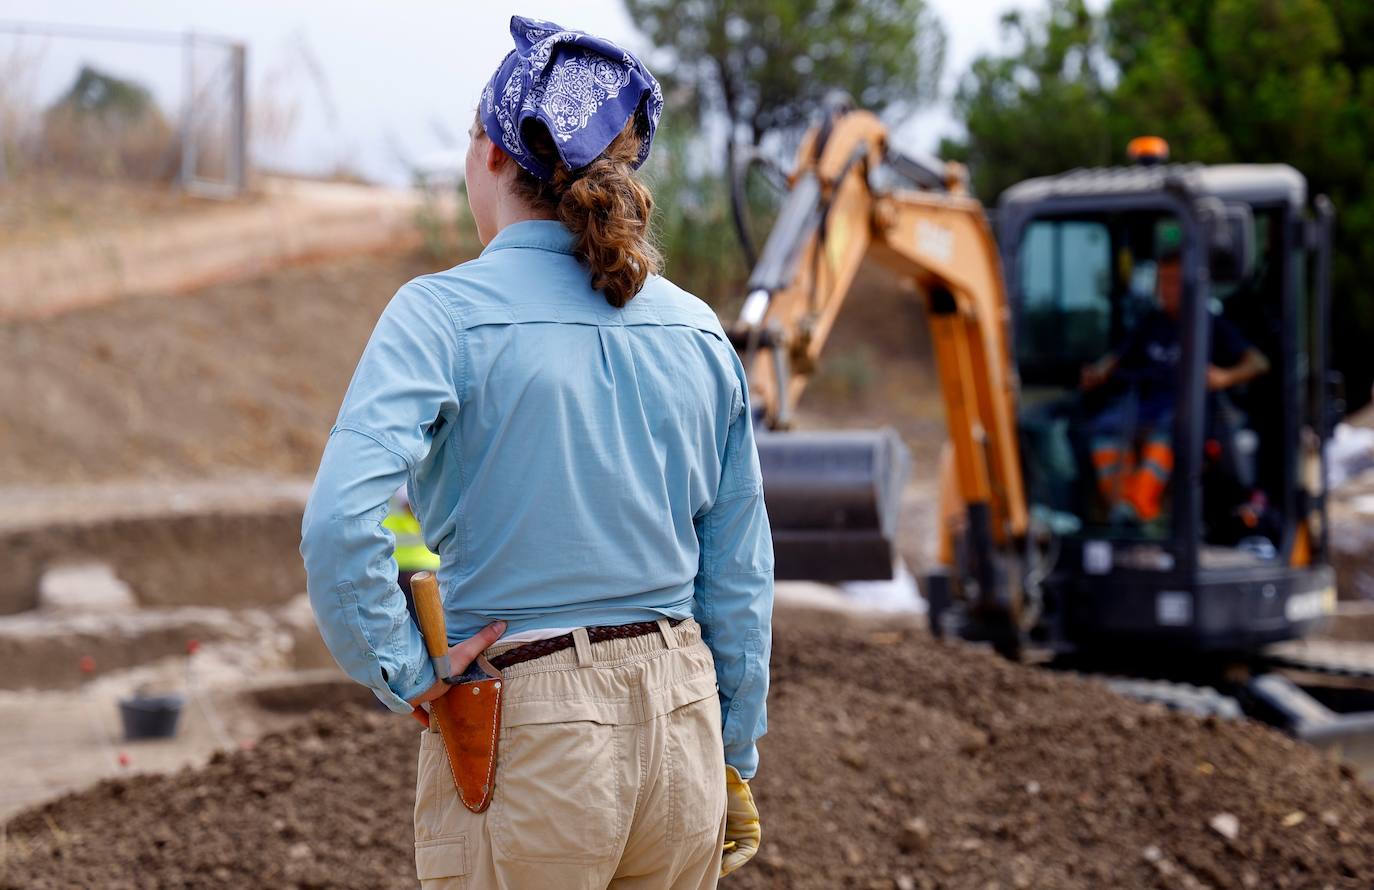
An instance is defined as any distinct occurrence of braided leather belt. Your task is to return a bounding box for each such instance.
[489,617,687,671]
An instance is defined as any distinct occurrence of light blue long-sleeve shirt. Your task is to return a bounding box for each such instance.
[299,219,774,778]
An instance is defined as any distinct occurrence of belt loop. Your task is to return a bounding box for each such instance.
[572,626,594,667]
[656,617,680,650]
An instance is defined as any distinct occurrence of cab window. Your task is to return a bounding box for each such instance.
[1016,219,1112,382]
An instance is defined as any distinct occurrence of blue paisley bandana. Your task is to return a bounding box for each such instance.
[479,15,664,181]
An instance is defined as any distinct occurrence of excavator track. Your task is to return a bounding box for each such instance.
[1039,648,1249,719]
[1263,640,1374,682]
[1097,676,1244,720]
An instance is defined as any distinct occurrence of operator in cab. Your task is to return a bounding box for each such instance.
[1079,250,1270,525]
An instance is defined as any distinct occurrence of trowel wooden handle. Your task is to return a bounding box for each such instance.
[411,571,448,658]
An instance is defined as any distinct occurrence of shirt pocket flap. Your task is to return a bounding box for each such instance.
[415,835,470,880]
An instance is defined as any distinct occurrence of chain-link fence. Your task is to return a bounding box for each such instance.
[0,21,246,198]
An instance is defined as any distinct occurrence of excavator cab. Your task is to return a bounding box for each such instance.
[998,160,1337,655]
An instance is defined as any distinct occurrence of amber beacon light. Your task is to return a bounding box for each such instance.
[1127,135,1170,166]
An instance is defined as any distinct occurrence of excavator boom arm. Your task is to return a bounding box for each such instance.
[730,107,1028,638]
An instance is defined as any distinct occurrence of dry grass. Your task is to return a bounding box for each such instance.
[0,175,218,245]
[0,43,42,182]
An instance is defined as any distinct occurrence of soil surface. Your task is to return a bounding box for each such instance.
[0,249,929,483]
[0,250,438,487]
[0,251,947,578]
[6,608,1372,890]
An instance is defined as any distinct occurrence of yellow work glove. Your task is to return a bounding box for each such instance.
[720,764,761,877]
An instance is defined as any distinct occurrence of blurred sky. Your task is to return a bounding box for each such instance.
[0,0,1103,186]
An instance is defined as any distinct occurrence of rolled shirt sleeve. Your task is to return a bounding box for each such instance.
[300,281,462,713]
[694,347,775,780]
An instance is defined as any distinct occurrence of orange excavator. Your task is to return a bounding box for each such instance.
[728,97,1029,656]
[731,97,1374,759]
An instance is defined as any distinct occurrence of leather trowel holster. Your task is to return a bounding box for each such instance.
[411,571,504,813]
[428,655,504,813]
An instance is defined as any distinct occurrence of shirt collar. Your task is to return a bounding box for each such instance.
[480,219,577,256]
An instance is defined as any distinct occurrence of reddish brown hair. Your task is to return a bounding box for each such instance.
[480,113,661,308]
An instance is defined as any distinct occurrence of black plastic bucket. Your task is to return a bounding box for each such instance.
[119,693,184,740]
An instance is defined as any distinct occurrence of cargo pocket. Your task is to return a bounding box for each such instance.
[415,732,437,832]
[666,693,727,841]
[414,730,480,886]
[415,727,487,840]
[415,835,470,886]
[414,729,452,844]
[490,720,624,864]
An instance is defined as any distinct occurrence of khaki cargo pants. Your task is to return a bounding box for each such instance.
[414,616,729,889]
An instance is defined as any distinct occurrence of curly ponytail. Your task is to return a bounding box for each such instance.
[501,115,662,308]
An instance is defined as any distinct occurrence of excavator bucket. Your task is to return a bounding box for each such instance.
[756,427,911,582]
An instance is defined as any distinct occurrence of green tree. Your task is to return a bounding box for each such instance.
[41,66,175,180]
[626,0,946,149]
[1109,0,1358,172]
[628,0,946,284]
[946,0,1374,407]
[940,0,1112,201]
[1105,0,1374,406]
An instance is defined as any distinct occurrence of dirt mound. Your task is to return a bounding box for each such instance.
[0,250,435,487]
[5,608,1371,889]
[751,615,1374,889]
[0,250,934,487]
